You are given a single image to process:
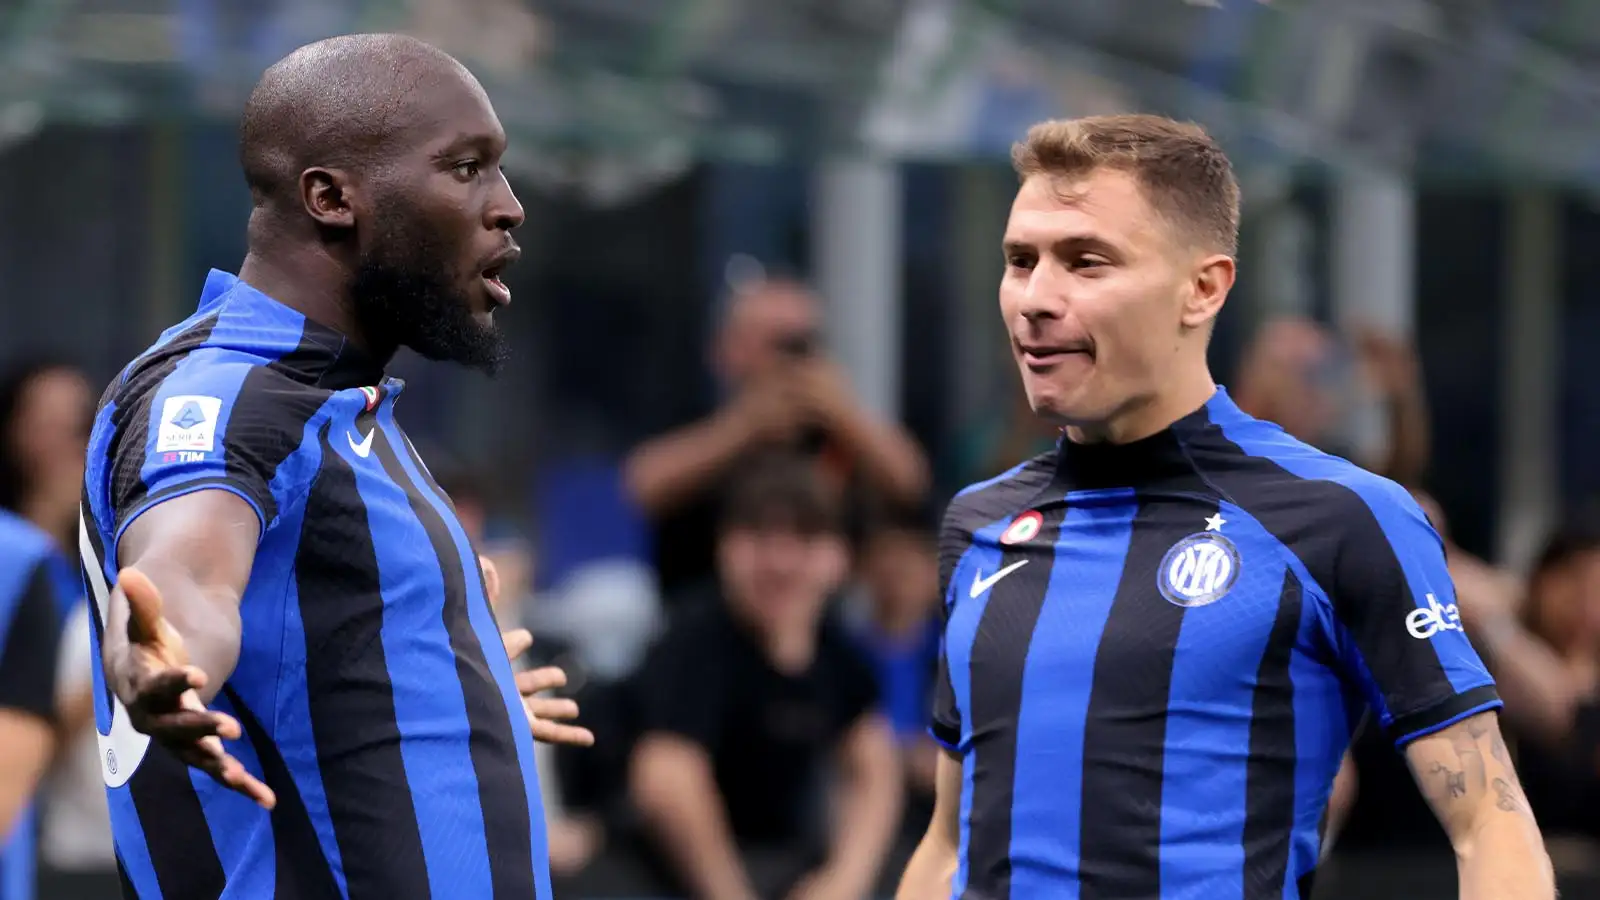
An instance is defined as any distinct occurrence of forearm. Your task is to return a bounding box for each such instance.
[0,713,54,840]
[125,555,242,703]
[633,756,755,900]
[1406,714,1554,900]
[825,760,904,892]
[623,413,752,516]
[828,407,929,505]
[896,836,956,900]
[1458,808,1554,900]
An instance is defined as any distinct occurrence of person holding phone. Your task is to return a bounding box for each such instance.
[624,277,931,600]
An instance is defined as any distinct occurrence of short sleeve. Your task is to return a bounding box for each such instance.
[110,360,312,553]
[1325,487,1500,747]
[929,508,968,751]
[631,619,729,749]
[0,561,64,724]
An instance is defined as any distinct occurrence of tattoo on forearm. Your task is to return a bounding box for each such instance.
[1492,778,1522,812]
[1430,762,1468,799]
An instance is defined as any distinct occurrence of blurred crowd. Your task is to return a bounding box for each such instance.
[2,276,1599,900]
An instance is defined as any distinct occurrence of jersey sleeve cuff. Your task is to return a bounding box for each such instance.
[113,478,268,561]
[929,719,961,752]
[1387,684,1503,747]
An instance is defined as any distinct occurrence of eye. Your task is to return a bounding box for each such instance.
[1006,252,1036,272]
[453,159,482,180]
[1072,254,1109,272]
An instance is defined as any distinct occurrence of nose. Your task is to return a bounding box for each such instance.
[1017,259,1065,322]
[487,172,525,231]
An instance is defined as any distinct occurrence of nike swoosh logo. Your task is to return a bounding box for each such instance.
[348,428,375,458]
[970,559,1029,598]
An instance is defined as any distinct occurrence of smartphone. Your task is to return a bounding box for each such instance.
[774,332,816,359]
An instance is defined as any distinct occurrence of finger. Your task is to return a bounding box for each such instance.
[141,710,234,744]
[181,747,276,810]
[218,757,277,810]
[514,666,566,695]
[117,567,167,645]
[501,628,533,660]
[525,697,580,721]
[479,555,500,606]
[530,721,594,747]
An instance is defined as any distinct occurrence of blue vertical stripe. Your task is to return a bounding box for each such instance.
[945,516,1007,898]
[1009,493,1136,900]
[1249,521,1353,894]
[374,404,552,898]
[0,807,34,900]
[1157,501,1281,898]
[195,691,275,894]
[348,398,493,899]
[268,429,351,896]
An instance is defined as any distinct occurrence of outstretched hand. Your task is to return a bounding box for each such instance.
[103,568,276,809]
[501,629,594,748]
[481,555,594,748]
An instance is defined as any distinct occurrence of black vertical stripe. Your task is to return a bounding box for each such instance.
[296,420,430,898]
[221,686,343,900]
[116,853,138,899]
[371,425,537,899]
[128,747,229,898]
[1077,493,1216,900]
[1242,570,1304,898]
[964,502,1071,899]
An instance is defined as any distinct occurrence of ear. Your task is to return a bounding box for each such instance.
[299,167,357,230]
[1182,254,1236,330]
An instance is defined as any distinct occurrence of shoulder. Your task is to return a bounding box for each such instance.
[942,450,1057,543]
[1194,414,1424,535]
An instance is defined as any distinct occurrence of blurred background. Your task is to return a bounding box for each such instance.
[3,0,1600,898]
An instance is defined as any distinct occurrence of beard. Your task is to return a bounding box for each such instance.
[349,208,508,375]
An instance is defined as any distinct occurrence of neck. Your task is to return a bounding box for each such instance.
[764,626,818,674]
[238,235,391,364]
[1063,362,1218,445]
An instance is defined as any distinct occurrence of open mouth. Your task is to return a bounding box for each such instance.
[481,263,511,306]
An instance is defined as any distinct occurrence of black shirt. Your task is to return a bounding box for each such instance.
[631,596,881,843]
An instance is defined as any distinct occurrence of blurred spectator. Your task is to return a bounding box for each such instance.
[627,451,902,900]
[1320,496,1600,898]
[0,359,93,899]
[624,277,930,599]
[434,463,605,879]
[847,505,944,823]
[958,383,1060,483]
[1232,316,1430,485]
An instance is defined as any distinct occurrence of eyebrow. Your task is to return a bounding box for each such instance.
[1003,234,1119,256]
[434,130,506,159]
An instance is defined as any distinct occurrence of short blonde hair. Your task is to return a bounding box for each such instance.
[1012,114,1240,256]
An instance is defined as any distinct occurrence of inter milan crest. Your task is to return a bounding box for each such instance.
[1001,510,1043,545]
[1157,530,1241,608]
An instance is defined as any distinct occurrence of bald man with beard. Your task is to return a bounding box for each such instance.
[83,34,590,899]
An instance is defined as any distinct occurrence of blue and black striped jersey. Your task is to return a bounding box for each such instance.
[932,387,1498,900]
[81,270,549,899]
